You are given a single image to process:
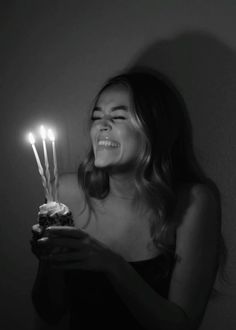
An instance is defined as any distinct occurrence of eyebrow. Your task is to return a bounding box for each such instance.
[93,105,129,112]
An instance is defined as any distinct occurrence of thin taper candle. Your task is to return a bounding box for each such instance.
[48,129,59,202]
[28,133,50,200]
[40,126,52,201]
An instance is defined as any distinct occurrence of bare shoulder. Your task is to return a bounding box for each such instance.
[58,172,85,207]
[168,183,221,321]
[189,183,219,206]
[174,182,221,277]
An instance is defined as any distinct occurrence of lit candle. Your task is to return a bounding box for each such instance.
[40,125,52,201]
[48,128,59,202]
[28,132,50,200]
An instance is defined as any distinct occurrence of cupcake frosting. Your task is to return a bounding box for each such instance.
[39,201,70,216]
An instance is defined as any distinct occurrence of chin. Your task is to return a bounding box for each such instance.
[94,158,112,168]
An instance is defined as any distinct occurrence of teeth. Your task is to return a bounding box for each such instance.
[98,140,120,147]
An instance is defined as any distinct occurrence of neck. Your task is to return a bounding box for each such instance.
[108,172,137,199]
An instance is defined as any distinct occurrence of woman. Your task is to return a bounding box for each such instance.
[31,69,221,330]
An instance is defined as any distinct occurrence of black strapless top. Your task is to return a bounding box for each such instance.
[65,254,175,330]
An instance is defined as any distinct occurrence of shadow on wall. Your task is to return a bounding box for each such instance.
[128,31,236,179]
[126,31,236,329]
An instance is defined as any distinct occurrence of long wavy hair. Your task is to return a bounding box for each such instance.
[78,68,209,256]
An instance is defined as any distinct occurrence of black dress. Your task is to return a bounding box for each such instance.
[65,253,175,330]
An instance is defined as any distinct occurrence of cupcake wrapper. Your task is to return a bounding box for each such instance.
[38,212,74,229]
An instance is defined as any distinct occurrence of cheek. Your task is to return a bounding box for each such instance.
[130,137,143,156]
[90,126,96,144]
[121,129,143,157]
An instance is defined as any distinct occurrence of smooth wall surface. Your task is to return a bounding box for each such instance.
[1,1,236,329]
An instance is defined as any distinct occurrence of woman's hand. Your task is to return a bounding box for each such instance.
[41,226,123,273]
[31,224,49,259]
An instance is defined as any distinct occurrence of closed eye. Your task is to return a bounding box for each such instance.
[91,116,127,121]
[113,116,126,120]
[91,116,102,121]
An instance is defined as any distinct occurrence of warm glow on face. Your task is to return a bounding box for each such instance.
[48,128,55,142]
[28,132,35,144]
[40,125,47,140]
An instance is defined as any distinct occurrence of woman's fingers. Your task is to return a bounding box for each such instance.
[49,236,91,250]
[50,263,88,270]
[46,226,88,238]
[32,224,43,238]
[31,237,52,259]
[31,224,46,259]
[45,251,95,271]
[43,250,88,262]
[32,224,41,232]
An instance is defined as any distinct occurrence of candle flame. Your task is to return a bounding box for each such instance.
[40,125,47,140]
[48,128,55,142]
[28,132,35,144]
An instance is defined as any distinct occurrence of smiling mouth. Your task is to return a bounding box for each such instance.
[97,140,120,148]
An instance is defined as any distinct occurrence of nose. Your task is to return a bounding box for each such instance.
[99,118,112,131]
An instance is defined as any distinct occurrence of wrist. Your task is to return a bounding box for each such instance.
[105,253,128,278]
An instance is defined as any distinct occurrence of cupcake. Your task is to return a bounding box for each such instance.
[38,201,74,231]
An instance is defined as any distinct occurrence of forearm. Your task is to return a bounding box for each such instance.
[106,258,198,330]
[32,261,67,324]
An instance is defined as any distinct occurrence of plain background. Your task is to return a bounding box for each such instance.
[1,1,236,329]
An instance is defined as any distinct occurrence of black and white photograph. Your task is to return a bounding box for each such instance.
[1,1,236,329]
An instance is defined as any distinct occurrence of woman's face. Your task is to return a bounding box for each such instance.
[90,85,144,171]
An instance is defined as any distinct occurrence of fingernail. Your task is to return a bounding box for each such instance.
[38,237,49,243]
